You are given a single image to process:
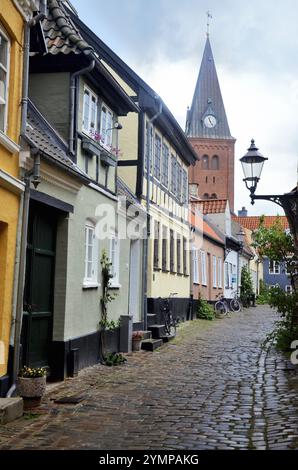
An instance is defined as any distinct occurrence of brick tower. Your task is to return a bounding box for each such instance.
[186,36,236,212]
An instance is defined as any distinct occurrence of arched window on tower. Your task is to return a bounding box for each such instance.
[203,193,210,199]
[211,155,219,170]
[211,193,218,199]
[202,155,209,170]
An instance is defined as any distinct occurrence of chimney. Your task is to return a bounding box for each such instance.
[238,207,248,217]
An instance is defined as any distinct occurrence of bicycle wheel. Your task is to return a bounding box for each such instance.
[215,301,227,316]
[230,299,241,312]
[164,315,177,336]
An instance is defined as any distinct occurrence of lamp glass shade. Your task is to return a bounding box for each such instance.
[240,140,268,183]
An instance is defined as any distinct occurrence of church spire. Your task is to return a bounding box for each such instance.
[186,36,232,140]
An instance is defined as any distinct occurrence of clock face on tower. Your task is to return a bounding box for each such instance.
[203,115,217,128]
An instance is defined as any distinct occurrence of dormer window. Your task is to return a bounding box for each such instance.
[100,103,113,148]
[0,26,10,133]
[83,85,98,135]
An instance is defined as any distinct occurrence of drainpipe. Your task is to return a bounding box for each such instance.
[69,59,95,156]
[142,98,162,331]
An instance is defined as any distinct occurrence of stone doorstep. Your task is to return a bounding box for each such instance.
[0,398,24,425]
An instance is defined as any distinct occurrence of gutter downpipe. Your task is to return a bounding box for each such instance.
[143,98,162,331]
[6,9,45,397]
[69,59,95,156]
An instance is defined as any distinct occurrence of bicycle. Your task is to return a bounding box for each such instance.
[159,293,179,336]
[229,290,242,312]
[214,293,230,318]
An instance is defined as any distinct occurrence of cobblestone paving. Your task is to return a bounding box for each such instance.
[0,306,297,450]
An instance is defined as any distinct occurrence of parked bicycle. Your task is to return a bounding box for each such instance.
[229,290,242,312]
[158,293,179,336]
[214,293,229,317]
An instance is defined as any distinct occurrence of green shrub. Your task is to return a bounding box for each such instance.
[197,295,215,321]
[257,280,270,305]
[240,265,254,307]
[104,352,127,367]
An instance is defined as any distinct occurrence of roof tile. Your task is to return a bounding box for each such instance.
[233,216,289,231]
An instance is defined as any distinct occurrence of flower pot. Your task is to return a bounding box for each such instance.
[17,376,46,400]
[132,339,142,351]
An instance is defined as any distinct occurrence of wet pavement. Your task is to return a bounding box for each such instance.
[0,306,297,450]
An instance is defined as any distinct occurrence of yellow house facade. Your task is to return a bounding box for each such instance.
[0,0,38,396]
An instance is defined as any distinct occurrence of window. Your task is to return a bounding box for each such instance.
[0,26,10,133]
[110,232,120,286]
[100,104,113,148]
[202,155,209,170]
[162,143,169,186]
[213,256,217,288]
[183,237,188,275]
[171,155,177,193]
[229,263,233,288]
[203,193,209,199]
[162,226,168,271]
[182,169,188,204]
[83,86,98,136]
[154,134,161,179]
[145,122,153,172]
[218,258,222,288]
[285,285,292,294]
[177,162,182,201]
[177,236,181,273]
[269,260,280,274]
[224,262,229,289]
[170,229,175,272]
[201,251,207,285]
[153,221,160,269]
[84,221,98,286]
[192,247,199,284]
[211,155,219,170]
[211,193,217,199]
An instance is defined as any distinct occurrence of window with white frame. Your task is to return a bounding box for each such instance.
[110,232,120,286]
[182,169,188,204]
[201,250,207,286]
[161,143,169,186]
[213,256,217,288]
[192,247,199,284]
[100,103,113,148]
[269,260,280,275]
[218,258,223,288]
[285,285,292,294]
[145,122,153,172]
[224,262,229,289]
[171,155,176,193]
[84,221,98,286]
[82,85,98,136]
[0,26,10,133]
[154,134,161,179]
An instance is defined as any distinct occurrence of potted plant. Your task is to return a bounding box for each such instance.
[17,366,47,409]
[132,331,144,351]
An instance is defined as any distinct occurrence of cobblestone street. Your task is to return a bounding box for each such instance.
[0,306,297,450]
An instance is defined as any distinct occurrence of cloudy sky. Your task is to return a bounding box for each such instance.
[71,0,298,216]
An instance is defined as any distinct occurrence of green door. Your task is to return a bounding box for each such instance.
[22,200,57,369]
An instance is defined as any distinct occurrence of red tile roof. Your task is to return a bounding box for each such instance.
[233,216,289,231]
[192,199,228,215]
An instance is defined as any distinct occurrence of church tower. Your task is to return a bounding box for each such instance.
[186,35,236,212]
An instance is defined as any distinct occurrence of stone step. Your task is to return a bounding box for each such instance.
[0,398,23,425]
[142,331,152,340]
[160,334,176,343]
[141,339,163,352]
[147,313,157,327]
[148,324,166,339]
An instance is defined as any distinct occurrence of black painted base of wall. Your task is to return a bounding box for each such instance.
[148,297,193,324]
[49,328,121,382]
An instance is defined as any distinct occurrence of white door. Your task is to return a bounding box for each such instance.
[129,240,141,322]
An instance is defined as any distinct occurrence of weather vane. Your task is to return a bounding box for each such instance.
[206,10,213,37]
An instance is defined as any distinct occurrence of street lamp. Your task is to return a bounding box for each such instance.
[240,139,298,248]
